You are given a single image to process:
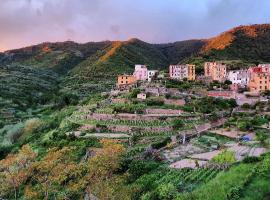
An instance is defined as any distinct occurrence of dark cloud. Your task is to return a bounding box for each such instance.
[0,0,270,51]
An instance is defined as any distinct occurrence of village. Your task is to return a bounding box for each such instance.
[66,61,270,171]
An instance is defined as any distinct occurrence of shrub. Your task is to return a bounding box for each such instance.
[212,150,236,164]
[172,119,184,130]
[151,137,171,149]
[146,98,164,106]
[242,156,261,163]
[127,160,159,182]
[156,183,178,200]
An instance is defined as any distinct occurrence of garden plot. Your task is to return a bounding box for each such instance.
[81,133,130,138]
[190,150,222,161]
[210,128,254,139]
[170,159,207,169]
[227,144,268,160]
[163,144,206,162]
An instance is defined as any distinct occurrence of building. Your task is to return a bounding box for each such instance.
[227,70,249,87]
[137,93,147,100]
[204,62,227,82]
[187,64,196,80]
[258,64,270,73]
[117,75,137,88]
[169,64,195,80]
[147,70,158,82]
[248,72,270,92]
[133,64,148,81]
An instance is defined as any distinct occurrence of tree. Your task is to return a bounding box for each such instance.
[25,147,86,200]
[0,145,37,200]
[85,139,130,199]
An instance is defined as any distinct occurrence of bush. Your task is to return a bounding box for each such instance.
[172,119,184,130]
[146,98,164,106]
[156,183,178,200]
[151,137,171,149]
[127,160,159,182]
[243,156,261,163]
[212,150,236,164]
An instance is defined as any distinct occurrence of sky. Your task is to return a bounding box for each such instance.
[0,0,270,51]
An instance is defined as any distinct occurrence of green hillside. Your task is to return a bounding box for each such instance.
[2,23,270,122]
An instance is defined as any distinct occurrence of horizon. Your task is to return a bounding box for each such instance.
[1,0,270,52]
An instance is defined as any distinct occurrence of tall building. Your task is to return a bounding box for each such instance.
[169,64,195,80]
[187,64,196,81]
[248,65,270,92]
[248,72,270,92]
[204,62,227,82]
[133,64,148,81]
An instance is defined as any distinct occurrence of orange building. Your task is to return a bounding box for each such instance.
[117,75,137,87]
[187,64,196,80]
[204,62,226,82]
[248,72,270,92]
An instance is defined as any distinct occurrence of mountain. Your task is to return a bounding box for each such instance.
[2,23,270,124]
[201,23,270,62]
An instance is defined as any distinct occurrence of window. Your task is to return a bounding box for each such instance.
[121,81,123,83]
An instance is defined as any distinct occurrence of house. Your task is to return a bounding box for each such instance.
[117,75,137,88]
[147,70,158,82]
[204,62,227,82]
[133,64,148,81]
[169,64,196,80]
[207,90,236,99]
[248,72,270,92]
[187,64,196,80]
[145,87,168,96]
[227,70,249,87]
[137,93,147,100]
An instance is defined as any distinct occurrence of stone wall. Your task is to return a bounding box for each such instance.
[145,108,183,115]
[164,99,185,106]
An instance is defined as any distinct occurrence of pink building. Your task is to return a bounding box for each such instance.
[133,65,148,81]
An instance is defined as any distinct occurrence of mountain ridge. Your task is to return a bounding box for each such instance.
[1,23,270,119]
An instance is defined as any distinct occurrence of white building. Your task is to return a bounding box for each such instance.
[147,70,158,82]
[169,65,188,80]
[227,70,249,87]
[133,65,148,81]
[137,93,147,100]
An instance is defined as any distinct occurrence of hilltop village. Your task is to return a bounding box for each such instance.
[117,62,270,99]
[2,23,270,199]
[67,61,270,169]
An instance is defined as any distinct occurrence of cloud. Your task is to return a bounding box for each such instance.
[0,0,270,51]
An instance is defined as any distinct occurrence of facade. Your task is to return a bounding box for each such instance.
[204,62,227,82]
[258,64,270,73]
[147,70,158,82]
[248,72,270,92]
[117,75,137,87]
[227,70,249,87]
[137,93,147,100]
[133,64,148,81]
[169,64,195,80]
[187,64,196,80]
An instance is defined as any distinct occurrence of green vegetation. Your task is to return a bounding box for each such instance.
[1,24,270,199]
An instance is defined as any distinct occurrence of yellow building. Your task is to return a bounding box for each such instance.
[204,62,226,82]
[117,75,137,87]
[187,64,196,80]
[248,72,270,92]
